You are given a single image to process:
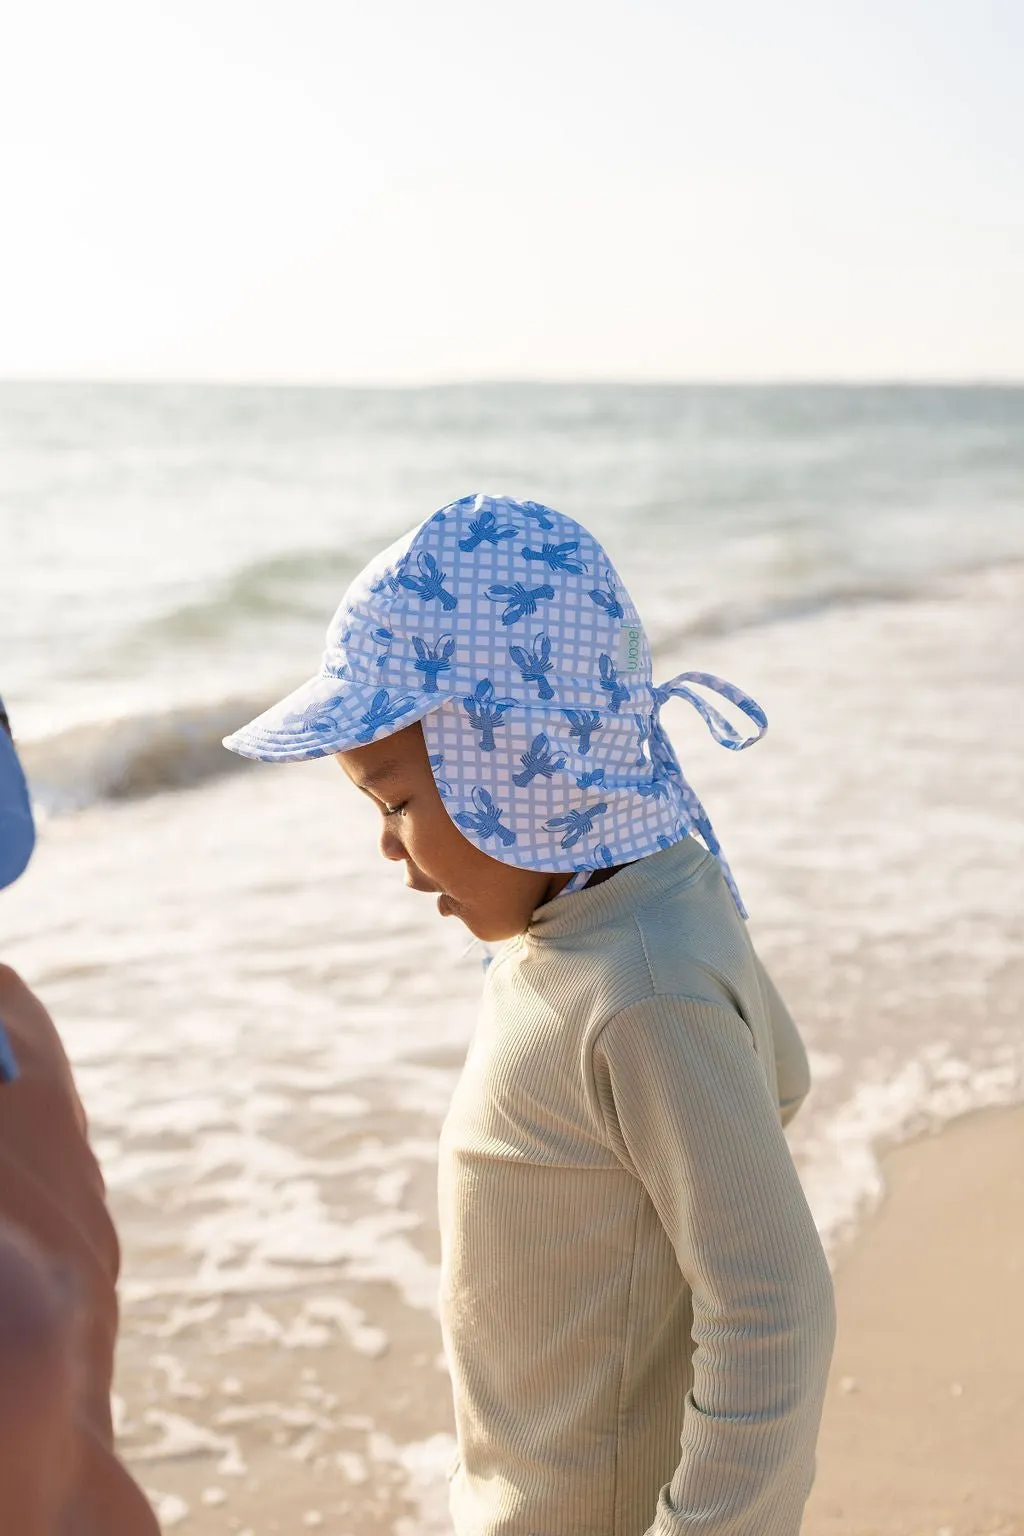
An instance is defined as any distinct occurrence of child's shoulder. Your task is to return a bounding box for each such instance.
[522,842,763,1031]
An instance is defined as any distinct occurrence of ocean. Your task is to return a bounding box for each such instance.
[2,381,1023,1532]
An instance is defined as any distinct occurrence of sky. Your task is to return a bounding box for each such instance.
[1,0,1022,382]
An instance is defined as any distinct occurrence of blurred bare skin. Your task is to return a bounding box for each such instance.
[0,707,158,1533]
[0,1224,78,1536]
[0,964,160,1535]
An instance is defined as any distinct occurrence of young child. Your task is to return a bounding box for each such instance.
[0,698,160,1535]
[225,494,835,1536]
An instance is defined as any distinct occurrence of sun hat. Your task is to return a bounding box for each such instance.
[223,494,766,914]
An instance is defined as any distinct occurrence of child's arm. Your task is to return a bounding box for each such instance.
[754,958,811,1126]
[593,995,835,1536]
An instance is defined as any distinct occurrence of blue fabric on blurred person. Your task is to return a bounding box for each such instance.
[0,698,35,892]
[0,695,34,1081]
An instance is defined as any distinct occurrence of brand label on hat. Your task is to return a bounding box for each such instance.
[618,625,643,673]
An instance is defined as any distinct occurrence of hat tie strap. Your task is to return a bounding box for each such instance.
[651,670,767,751]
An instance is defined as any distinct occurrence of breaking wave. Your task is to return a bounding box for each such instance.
[20,695,282,813]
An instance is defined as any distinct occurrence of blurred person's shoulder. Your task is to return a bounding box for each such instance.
[0,960,117,1290]
[0,962,82,1108]
[0,963,162,1533]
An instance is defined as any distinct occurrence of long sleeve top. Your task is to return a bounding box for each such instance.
[438,837,835,1536]
[0,963,160,1536]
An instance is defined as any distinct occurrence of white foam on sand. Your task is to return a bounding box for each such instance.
[2,565,1022,1530]
[796,1041,1024,1257]
[367,1432,458,1536]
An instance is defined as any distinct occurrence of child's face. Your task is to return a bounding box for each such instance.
[337,723,569,941]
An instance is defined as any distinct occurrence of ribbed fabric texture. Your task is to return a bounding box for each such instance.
[438,838,835,1536]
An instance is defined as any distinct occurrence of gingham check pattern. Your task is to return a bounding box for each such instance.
[223,495,767,913]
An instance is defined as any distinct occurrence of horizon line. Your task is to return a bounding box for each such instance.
[1,373,1023,390]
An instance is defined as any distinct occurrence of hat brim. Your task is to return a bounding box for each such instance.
[222,673,439,763]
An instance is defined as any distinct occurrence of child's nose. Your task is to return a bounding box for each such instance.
[379,823,405,862]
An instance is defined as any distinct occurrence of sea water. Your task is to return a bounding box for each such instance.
[2,382,1023,1531]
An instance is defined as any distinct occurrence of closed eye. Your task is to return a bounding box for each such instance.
[383,802,408,818]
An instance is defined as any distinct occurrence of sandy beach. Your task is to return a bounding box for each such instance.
[117,1103,1024,1534]
[804,1107,1024,1536]
[5,384,1021,1533]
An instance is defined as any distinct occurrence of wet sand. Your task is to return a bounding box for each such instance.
[803,1107,1024,1536]
[118,1105,1024,1534]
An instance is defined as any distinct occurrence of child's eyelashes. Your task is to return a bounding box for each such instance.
[383,802,408,818]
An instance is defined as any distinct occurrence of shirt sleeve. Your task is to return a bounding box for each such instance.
[591,995,835,1536]
[754,958,811,1127]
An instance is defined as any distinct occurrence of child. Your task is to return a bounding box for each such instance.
[225,494,835,1536]
[0,698,160,1535]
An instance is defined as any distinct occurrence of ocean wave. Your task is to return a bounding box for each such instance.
[20,556,1020,817]
[132,546,362,644]
[652,581,915,653]
[20,695,280,814]
[649,555,1024,654]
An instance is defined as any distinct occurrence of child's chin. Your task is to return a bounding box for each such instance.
[451,906,521,944]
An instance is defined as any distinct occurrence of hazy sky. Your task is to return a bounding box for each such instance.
[2,0,1021,381]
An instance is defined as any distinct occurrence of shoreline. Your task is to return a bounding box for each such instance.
[118,1102,1024,1535]
[803,1105,1024,1536]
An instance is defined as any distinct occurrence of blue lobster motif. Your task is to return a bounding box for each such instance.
[563,709,604,755]
[636,776,671,801]
[545,801,609,850]
[327,612,353,647]
[428,753,453,799]
[355,689,417,743]
[459,508,518,552]
[657,820,688,853]
[462,679,519,751]
[512,733,568,788]
[454,787,517,847]
[519,500,556,530]
[412,633,455,692]
[521,540,588,575]
[649,720,682,778]
[588,571,624,621]
[322,658,348,681]
[400,552,458,611]
[285,698,343,739]
[373,627,393,669]
[576,768,605,789]
[486,581,556,626]
[508,633,555,700]
[594,845,615,868]
[370,558,409,597]
[598,653,630,712]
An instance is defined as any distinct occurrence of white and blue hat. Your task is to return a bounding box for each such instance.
[224,495,766,913]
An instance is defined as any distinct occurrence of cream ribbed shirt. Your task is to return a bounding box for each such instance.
[438,838,835,1536]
